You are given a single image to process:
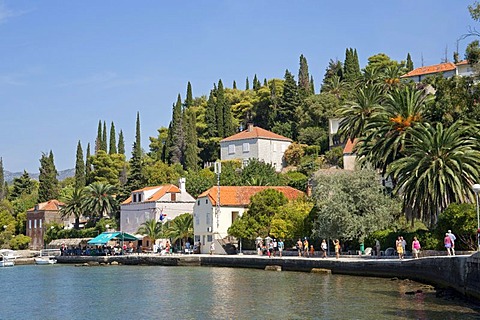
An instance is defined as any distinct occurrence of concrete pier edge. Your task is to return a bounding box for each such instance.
[56,252,480,302]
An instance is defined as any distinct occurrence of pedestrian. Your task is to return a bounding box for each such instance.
[309,245,314,257]
[209,241,215,255]
[297,239,303,257]
[257,239,263,256]
[278,239,284,257]
[321,239,327,258]
[375,239,381,258]
[273,238,278,257]
[165,240,171,255]
[444,233,452,256]
[333,239,340,259]
[447,230,456,256]
[268,240,273,258]
[395,236,403,260]
[412,237,421,259]
[303,238,309,257]
[401,236,406,259]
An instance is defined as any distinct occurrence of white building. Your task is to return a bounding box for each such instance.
[400,60,473,82]
[193,186,304,254]
[219,124,292,172]
[120,178,195,234]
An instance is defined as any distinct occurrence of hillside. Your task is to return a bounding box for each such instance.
[5,168,75,183]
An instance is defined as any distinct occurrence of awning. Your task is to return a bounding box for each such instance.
[48,238,92,247]
[87,232,138,245]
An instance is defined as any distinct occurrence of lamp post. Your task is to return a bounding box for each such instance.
[472,184,480,251]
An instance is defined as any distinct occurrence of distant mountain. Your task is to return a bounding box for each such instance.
[4,168,75,183]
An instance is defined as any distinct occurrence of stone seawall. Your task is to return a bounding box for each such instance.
[57,252,480,301]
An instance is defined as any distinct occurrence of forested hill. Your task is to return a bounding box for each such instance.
[5,168,74,183]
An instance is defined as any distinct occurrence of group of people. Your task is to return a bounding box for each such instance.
[444,230,457,256]
[256,238,285,257]
[395,236,421,259]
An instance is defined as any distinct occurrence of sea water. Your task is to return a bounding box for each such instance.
[0,265,478,320]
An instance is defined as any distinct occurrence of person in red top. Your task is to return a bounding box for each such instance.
[444,233,452,256]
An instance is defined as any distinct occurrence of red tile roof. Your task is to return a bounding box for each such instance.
[343,138,357,154]
[197,186,304,206]
[401,62,456,78]
[456,60,468,66]
[220,125,292,142]
[122,184,181,205]
[27,199,64,212]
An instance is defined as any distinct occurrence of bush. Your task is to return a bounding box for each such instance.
[283,171,308,191]
[9,234,31,250]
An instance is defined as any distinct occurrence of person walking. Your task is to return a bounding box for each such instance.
[444,233,452,256]
[209,241,215,255]
[321,239,327,258]
[272,238,278,257]
[297,239,303,257]
[401,236,406,259]
[395,236,403,260]
[412,237,421,259]
[303,238,309,257]
[375,239,381,258]
[447,230,456,256]
[278,239,284,257]
[333,239,340,259]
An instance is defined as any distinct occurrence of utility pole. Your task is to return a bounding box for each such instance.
[214,161,221,229]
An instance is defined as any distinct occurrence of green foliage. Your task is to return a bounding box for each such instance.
[9,171,35,201]
[118,130,125,155]
[298,54,311,98]
[82,182,118,224]
[297,155,323,176]
[109,122,117,154]
[270,198,313,240]
[324,147,344,168]
[143,158,181,186]
[38,151,60,202]
[90,151,126,186]
[469,1,480,21]
[283,171,308,191]
[0,158,4,201]
[343,48,362,82]
[435,203,478,250]
[240,159,284,186]
[184,109,200,172]
[137,219,163,250]
[60,187,85,229]
[283,143,306,166]
[8,234,30,250]
[406,53,414,72]
[75,141,86,189]
[466,40,480,66]
[165,213,193,249]
[185,169,214,198]
[219,160,242,186]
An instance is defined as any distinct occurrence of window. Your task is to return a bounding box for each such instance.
[171,193,177,201]
[133,194,137,203]
[242,143,250,153]
[138,193,142,202]
[231,211,239,222]
[228,144,235,154]
[207,235,213,242]
[205,199,208,204]
[197,200,200,205]
[28,220,31,229]
[194,235,200,243]
[39,219,42,229]
[34,219,37,229]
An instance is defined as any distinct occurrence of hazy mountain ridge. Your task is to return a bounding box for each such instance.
[5,168,75,183]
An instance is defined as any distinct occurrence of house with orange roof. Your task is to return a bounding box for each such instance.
[120,178,195,235]
[401,60,473,82]
[343,138,358,171]
[26,199,65,250]
[193,185,304,254]
[219,124,292,172]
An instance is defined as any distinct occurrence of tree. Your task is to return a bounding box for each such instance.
[273,70,299,139]
[311,169,398,242]
[118,130,125,155]
[232,80,237,89]
[137,219,163,250]
[60,187,85,229]
[466,40,480,65]
[270,198,313,240]
[343,48,361,82]
[166,213,193,250]
[38,151,60,202]
[0,158,4,201]
[149,127,169,162]
[204,90,217,138]
[245,77,250,90]
[184,109,200,172]
[436,203,478,250]
[109,122,117,154]
[168,94,185,164]
[90,150,126,186]
[126,112,146,192]
[9,171,35,201]
[240,159,284,186]
[253,74,261,90]
[298,54,311,98]
[102,121,108,152]
[95,120,102,154]
[215,80,225,137]
[74,141,85,189]
[85,143,93,185]
[185,81,193,109]
[185,168,214,198]
[406,53,414,72]
[322,59,343,88]
[82,182,118,224]
[388,121,480,227]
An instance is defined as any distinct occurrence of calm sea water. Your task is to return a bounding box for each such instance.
[0,265,479,320]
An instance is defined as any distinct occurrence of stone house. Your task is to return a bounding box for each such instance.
[26,199,65,250]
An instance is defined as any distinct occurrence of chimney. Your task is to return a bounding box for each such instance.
[247,123,254,132]
[179,177,186,193]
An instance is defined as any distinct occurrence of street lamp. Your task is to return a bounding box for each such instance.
[472,184,480,251]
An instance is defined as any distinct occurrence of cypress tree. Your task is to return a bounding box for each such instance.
[118,130,125,155]
[85,143,93,185]
[3,181,7,200]
[310,75,315,94]
[298,54,311,97]
[185,81,193,109]
[95,120,102,154]
[184,109,200,171]
[223,93,234,137]
[74,141,86,189]
[126,112,145,192]
[233,80,237,89]
[205,90,217,138]
[353,49,361,78]
[245,77,250,90]
[215,80,225,137]
[274,69,300,139]
[344,48,362,82]
[406,53,414,72]
[102,121,108,152]
[38,150,60,202]
[168,94,185,164]
[0,157,4,201]
[109,122,117,154]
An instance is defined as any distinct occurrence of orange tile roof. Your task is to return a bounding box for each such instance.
[343,138,357,154]
[122,184,181,205]
[456,60,468,66]
[197,186,304,206]
[27,199,64,212]
[220,125,292,142]
[401,62,456,78]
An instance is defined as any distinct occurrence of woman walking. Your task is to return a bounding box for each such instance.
[333,239,340,259]
[412,237,421,259]
[395,236,403,260]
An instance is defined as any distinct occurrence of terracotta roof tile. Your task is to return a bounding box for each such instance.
[456,60,468,66]
[220,125,292,142]
[122,184,181,205]
[27,199,64,212]
[343,138,357,154]
[401,62,456,78]
[197,186,304,206]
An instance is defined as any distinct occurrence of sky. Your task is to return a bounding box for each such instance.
[0,1,473,173]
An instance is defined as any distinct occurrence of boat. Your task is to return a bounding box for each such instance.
[35,249,59,265]
[0,250,16,267]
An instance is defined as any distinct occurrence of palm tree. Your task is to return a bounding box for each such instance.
[60,187,85,229]
[137,219,163,250]
[388,121,480,227]
[82,182,118,225]
[166,213,193,250]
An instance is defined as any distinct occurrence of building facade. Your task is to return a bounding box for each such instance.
[26,200,65,250]
[120,178,195,234]
[401,60,473,82]
[219,124,292,172]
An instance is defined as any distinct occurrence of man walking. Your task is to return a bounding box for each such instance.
[447,230,456,256]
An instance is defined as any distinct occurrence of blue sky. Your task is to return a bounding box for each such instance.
[0,1,472,173]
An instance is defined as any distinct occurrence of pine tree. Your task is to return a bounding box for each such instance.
[215,80,225,137]
[298,54,311,97]
[85,143,93,185]
[245,77,250,90]
[102,121,108,152]
[185,81,193,109]
[184,109,200,171]
[38,150,60,202]
[263,78,267,86]
[406,53,414,72]
[168,94,185,164]
[95,120,102,154]
[126,112,145,192]
[205,90,217,138]
[109,122,117,154]
[74,141,86,189]
[9,170,33,201]
[0,157,4,201]
[233,80,237,89]
[274,69,300,139]
[118,130,125,155]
